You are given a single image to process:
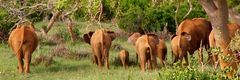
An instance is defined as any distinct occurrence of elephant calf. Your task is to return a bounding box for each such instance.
[119,49,129,69]
[8,22,38,73]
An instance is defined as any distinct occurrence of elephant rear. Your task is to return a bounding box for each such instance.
[8,22,38,73]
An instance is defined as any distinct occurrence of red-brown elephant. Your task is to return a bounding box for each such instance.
[83,29,116,69]
[209,23,240,68]
[172,18,212,67]
[171,34,191,65]
[8,22,38,73]
[135,34,158,71]
[128,33,167,71]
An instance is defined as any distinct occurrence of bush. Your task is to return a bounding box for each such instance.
[0,8,16,41]
[117,0,206,33]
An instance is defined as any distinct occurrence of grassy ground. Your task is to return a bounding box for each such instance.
[0,21,239,80]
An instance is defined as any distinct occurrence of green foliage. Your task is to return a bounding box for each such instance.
[0,8,15,37]
[117,0,207,33]
[58,27,80,41]
[229,30,240,52]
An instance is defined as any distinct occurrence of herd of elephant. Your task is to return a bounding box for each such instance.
[8,18,240,73]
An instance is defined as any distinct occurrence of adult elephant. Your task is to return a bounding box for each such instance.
[171,34,191,65]
[83,29,116,69]
[8,22,38,73]
[173,18,212,67]
[209,23,240,68]
[135,34,158,71]
[128,33,167,70]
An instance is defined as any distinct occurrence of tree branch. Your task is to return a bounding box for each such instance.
[229,9,240,25]
[198,0,218,16]
[183,0,192,19]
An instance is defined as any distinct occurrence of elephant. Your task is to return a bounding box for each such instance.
[171,34,191,65]
[8,22,38,73]
[173,18,212,67]
[83,29,116,69]
[209,23,240,68]
[119,49,129,69]
[128,32,168,70]
[128,33,159,71]
[157,39,167,67]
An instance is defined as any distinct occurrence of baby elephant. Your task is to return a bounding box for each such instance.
[119,50,129,69]
[8,22,38,73]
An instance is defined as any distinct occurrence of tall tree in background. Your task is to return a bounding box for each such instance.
[199,0,237,77]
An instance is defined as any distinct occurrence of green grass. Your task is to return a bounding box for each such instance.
[0,21,239,80]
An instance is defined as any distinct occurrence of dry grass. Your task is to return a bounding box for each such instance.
[32,55,54,67]
[52,44,90,60]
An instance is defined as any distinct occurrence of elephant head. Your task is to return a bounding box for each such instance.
[83,31,94,44]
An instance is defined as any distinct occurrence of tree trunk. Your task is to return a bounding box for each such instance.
[66,17,78,42]
[43,11,61,35]
[199,0,237,78]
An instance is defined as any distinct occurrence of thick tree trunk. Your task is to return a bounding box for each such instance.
[199,0,237,78]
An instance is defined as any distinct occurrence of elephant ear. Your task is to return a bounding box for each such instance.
[106,30,116,41]
[128,32,141,45]
[83,31,94,44]
[181,32,191,41]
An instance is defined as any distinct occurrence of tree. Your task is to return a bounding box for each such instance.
[0,0,80,42]
[199,0,237,78]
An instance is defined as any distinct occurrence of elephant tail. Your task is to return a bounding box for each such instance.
[16,26,25,55]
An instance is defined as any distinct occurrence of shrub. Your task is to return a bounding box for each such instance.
[117,0,206,33]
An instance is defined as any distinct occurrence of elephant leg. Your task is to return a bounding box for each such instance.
[135,53,138,63]
[152,57,158,69]
[96,54,103,68]
[147,59,153,70]
[103,48,109,69]
[140,55,146,72]
[184,55,189,66]
[16,52,24,73]
[121,59,126,69]
[160,58,165,67]
[105,56,109,69]
[24,52,31,73]
[173,55,179,65]
[125,56,129,69]
[93,55,98,65]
